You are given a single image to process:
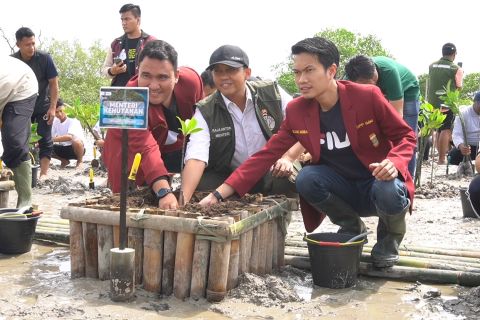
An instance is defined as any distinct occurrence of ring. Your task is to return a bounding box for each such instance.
[42,114,49,121]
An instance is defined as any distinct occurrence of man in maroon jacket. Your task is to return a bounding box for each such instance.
[104,40,203,210]
[200,37,416,268]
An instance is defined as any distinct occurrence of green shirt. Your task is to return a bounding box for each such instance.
[373,56,420,102]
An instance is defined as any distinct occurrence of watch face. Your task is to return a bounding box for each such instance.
[156,188,172,199]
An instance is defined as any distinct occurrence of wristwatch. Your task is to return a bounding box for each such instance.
[212,190,224,202]
[155,188,173,200]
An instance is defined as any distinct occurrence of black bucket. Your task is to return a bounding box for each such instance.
[304,232,364,289]
[0,209,40,254]
[460,188,479,218]
[31,165,40,188]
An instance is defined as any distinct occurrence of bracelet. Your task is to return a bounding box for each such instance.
[107,68,114,76]
[212,190,224,202]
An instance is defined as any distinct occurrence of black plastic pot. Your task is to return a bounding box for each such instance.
[459,187,478,218]
[31,164,40,188]
[0,209,39,254]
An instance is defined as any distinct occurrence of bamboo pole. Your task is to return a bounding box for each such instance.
[238,211,251,275]
[276,217,286,267]
[227,213,241,290]
[265,220,273,274]
[113,225,120,248]
[249,225,260,274]
[128,227,144,285]
[364,244,480,259]
[272,218,278,270]
[97,224,114,280]
[0,191,10,208]
[284,255,480,286]
[190,236,210,300]
[257,222,268,275]
[0,180,15,190]
[174,212,195,299]
[82,222,98,278]
[162,210,178,296]
[61,207,233,236]
[207,217,233,302]
[69,220,85,278]
[143,229,163,292]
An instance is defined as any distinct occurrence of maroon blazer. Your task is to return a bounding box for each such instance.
[225,80,416,232]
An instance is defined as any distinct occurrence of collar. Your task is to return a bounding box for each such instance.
[220,87,253,111]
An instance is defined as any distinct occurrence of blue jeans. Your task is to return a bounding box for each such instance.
[403,99,420,177]
[296,165,409,217]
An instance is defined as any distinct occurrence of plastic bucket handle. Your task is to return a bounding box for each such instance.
[303,234,364,247]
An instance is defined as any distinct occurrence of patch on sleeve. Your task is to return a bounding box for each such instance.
[292,129,308,134]
[369,133,379,148]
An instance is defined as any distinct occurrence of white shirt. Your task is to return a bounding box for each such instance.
[52,117,86,146]
[452,105,480,148]
[184,83,291,169]
[0,56,38,110]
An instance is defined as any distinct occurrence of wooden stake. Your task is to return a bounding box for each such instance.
[128,227,144,285]
[207,217,233,302]
[265,220,273,274]
[162,210,178,296]
[272,218,278,270]
[257,222,267,275]
[227,213,241,290]
[69,220,85,278]
[82,222,98,278]
[97,224,114,280]
[276,217,286,267]
[190,236,211,299]
[143,229,163,292]
[249,225,260,274]
[238,211,250,275]
[173,212,195,299]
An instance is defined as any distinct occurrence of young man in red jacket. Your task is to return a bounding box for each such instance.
[200,37,416,268]
[103,40,203,210]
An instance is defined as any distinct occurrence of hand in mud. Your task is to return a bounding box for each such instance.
[369,159,398,181]
[158,193,178,210]
[199,193,218,207]
[271,158,293,178]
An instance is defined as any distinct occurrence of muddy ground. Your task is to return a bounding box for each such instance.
[1,158,479,320]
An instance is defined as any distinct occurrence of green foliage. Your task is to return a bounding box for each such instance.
[44,39,110,106]
[29,123,41,144]
[415,101,447,187]
[272,28,391,94]
[65,98,100,139]
[461,72,480,100]
[177,117,203,136]
[418,73,428,100]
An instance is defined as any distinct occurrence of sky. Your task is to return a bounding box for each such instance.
[1,0,478,80]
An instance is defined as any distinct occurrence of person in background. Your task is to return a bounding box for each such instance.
[467,151,480,217]
[12,27,59,180]
[199,37,416,268]
[448,92,480,165]
[101,3,156,86]
[103,40,203,210]
[201,69,216,97]
[51,99,86,169]
[181,45,303,204]
[345,55,420,176]
[0,56,38,207]
[427,43,463,164]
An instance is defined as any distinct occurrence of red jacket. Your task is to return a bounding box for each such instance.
[104,66,203,192]
[225,80,416,232]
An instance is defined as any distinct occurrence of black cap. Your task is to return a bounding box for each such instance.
[207,45,249,70]
[442,43,456,56]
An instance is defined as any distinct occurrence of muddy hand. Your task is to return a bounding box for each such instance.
[369,159,398,181]
[159,194,178,210]
[271,158,293,178]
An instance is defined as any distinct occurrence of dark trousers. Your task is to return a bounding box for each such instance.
[31,108,53,160]
[1,94,36,168]
[448,146,478,165]
[468,175,480,215]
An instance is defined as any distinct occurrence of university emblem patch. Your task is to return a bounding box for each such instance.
[261,108,276,130]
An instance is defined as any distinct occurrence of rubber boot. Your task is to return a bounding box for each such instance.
[12,160,32,208]
[314,193,367,236]
[371,207,408,268]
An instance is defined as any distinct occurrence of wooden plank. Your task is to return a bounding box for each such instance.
[161,210,178,296]
[173,212,195,299]
[69,221,85,278]
[128,227,144,285]
[190,237,210,299]
[143,229,163,292]
[82,222,98,278]
[97,224,113,280]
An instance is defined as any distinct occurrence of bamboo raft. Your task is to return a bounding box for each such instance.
[60,196,297,301]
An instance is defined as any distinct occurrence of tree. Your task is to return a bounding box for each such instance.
[273,28,392,94]
[43,39,110,106]
[418,73,428,100]
[461,72,480,100]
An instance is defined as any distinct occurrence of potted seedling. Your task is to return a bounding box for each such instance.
[176,116,202,205]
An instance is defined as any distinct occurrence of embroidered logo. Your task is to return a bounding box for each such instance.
[261,108,276,131]
[292,129,308,134]
[369,133,379,148]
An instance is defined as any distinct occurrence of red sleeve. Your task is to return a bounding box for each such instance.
[225,116,297,196]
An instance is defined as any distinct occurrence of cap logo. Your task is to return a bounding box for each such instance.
[230,56,242,61]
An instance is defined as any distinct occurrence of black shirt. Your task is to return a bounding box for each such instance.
[319,100,371,180]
